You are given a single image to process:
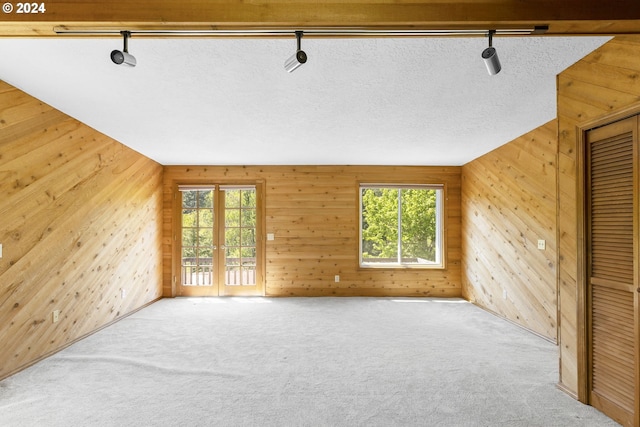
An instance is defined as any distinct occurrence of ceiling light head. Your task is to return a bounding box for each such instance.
[482,30,501,76]
[482,47,501,75]
[111,31,136,67]
[284,31,307,73]
[111,50,137,67]
[284,50,307,73]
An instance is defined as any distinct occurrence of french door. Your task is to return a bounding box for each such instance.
[585,116,640,427]
[176,184,263,296]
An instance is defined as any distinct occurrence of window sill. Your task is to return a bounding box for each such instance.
[359,263,445,270]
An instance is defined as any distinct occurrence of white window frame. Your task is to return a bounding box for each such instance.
[359,183,445,269]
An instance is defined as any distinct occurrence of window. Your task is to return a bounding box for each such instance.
[359,184,444,268]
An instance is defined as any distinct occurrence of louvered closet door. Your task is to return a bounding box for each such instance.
[586,116,639,427]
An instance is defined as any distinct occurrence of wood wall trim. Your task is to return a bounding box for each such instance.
[1,0,640,36]
[557,382,580,401]
[577,102,640,133]
[575,114,589,403]
[469,301,557,344]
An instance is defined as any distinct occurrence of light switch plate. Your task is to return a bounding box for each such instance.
[0,243,3,258]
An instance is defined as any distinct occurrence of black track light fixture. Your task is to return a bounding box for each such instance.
[111,31,137,67]
[284,31,307,73]
[482,30,501,76]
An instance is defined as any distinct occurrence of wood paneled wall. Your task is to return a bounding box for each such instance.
[0,81,163,380]
[461,120,558,341]
[557,36,640,399]
[163,166,461,297]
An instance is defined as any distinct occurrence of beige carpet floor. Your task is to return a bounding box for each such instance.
[0,297,620,426]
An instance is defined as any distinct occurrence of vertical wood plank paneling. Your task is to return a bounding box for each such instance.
[163,166,461,297]
[461,120,558,340]
[0,81,164,380]
[557,35,640,400]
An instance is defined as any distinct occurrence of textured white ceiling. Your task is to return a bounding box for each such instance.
[0,36,609,166]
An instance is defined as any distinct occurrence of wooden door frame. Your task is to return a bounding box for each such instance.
[170,179,266,298]
[576,104,640,426]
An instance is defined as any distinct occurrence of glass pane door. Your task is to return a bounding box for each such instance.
[178,188,218,296]
[221,187,258,295]
[176,184,262,297]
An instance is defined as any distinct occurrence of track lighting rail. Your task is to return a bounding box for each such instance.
[54,26,549,38]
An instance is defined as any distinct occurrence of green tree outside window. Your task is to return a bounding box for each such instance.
[361,185,442,267]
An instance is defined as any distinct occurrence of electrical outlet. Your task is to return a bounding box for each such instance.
[267,233,275,241]
[502,290,508,300]
[334,275,340,283]
[0,243,3,258]
[121,289,126,299]
[537,239,546,250]
[52,310,60,323]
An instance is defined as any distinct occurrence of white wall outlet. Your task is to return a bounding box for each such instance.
[502,290,508,300]
[52,310,60,323]
[121,289,126,299]
[537,239,546,250]
[334,275,340,283]
[267,233,275,241]
[0,243,3,258]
